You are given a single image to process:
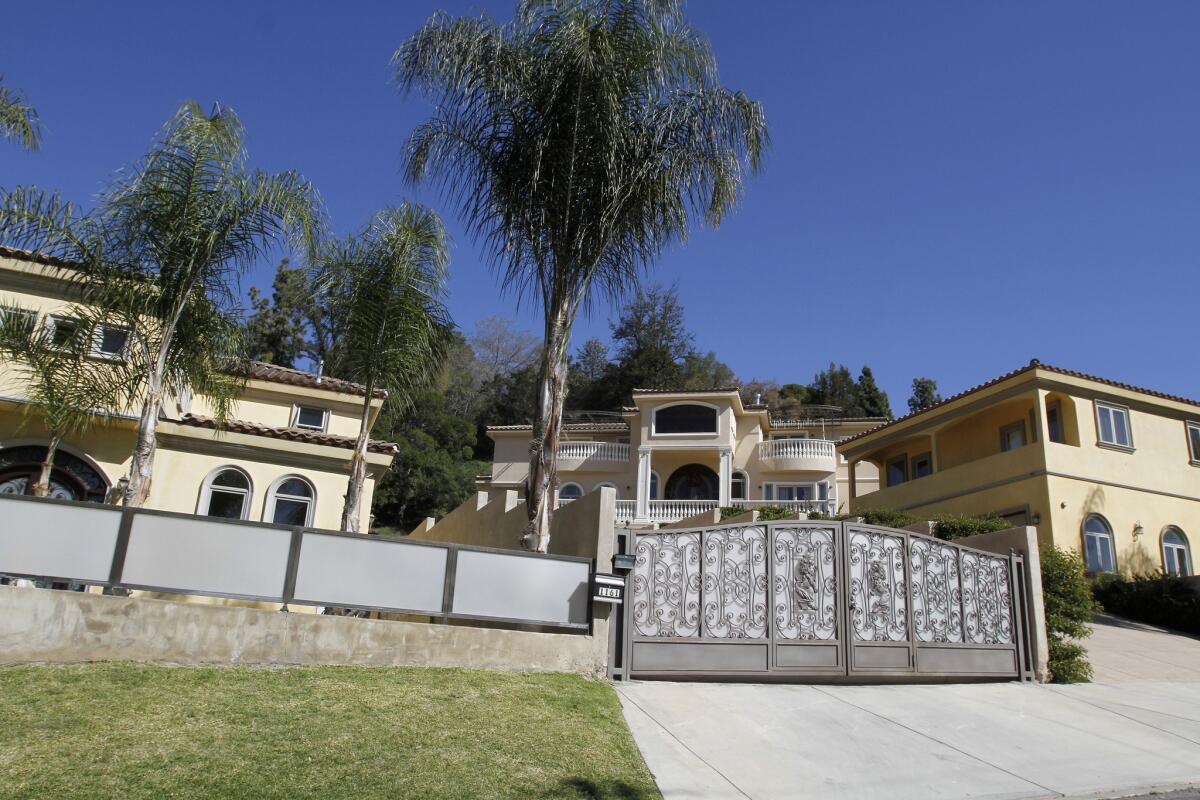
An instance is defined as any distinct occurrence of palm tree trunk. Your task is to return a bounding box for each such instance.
[123,383,162,507]
[524,297,572,552]
[340,394,374,533]
[31,434,61,497]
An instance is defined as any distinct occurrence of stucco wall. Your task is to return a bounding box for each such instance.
[0,586,607,673]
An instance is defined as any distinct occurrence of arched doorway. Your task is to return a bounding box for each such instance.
[0,445,109,503]
[664,463,719,501]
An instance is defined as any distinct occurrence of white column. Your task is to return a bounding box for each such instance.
[718,447,732,507]
[635,447,651,522]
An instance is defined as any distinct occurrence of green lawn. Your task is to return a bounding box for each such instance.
[0,663,661,800]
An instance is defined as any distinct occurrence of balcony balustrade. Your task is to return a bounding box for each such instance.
[613,498,838,524]
[556,441,630,465]
[757,438,837,472]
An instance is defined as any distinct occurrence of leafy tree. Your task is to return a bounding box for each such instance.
[371,388,488,532]
[855,366,892,419]
[0,75,41,151]
[394,0,767,550]
[808,363,861,415]
[681,350,737,389]
[609,284,693,394]
[573,338,610,382]
[908,377,943,414]
[0,101,319,507]
[469,316,539,382]
[312,204,451,532]
[0,308,121,495]
[243,258,311,369]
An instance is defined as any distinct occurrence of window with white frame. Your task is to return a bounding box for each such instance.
[1187,422,1200,465]
[1083,514,1116,573]
[731,471,747,500]
[266,476,315,526]
[652,403,718,435]
[1095,402,1132,449]
[0,306,37,335]
[764,482,814,502]
[48,315,83,350]
[292,405,329,432]
[92,325,129,359]
[558,482,584,500]
[1162,527,1190,577]
[201,467,252,519]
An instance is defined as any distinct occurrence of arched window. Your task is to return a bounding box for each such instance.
[731,471,747,500]
[266,476,315,526]
[1083,514,1116,573]
[0,445,109,503]
[1162,527,1191,577]
[200,467,252,520]
[652,403,718,435]
[649,471,660,500]
[558,482,584,501]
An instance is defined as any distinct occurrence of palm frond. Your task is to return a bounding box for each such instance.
[0,76,42,151]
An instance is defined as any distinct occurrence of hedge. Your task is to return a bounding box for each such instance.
[930,513,1012,541]
[1040,546,1097,683]
[1091,574,1200,636]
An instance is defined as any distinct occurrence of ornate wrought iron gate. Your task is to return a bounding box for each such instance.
[618,521,1030,681]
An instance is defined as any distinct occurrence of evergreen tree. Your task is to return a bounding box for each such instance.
[855,366,892,419]
[808,363,862,415]
[908,377,943,413]
[243,258,310,369]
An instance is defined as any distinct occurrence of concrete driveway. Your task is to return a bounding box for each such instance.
[617,618,1200,800]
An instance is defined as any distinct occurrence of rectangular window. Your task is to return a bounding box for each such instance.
[1000,421,1027,452]
[0,306,37,333]
[886,455,908,487]
[48,315,82,349]
[1187,422,1200,465]
[92,325,129,359]
[764,482,814,502]
[293,406,329,432]
[1046,401,1064,444]
[911,452,932,479]
[1095,402,1132,449]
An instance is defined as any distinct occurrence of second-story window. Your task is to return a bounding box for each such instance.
[911,452,932,478]
[886,455,908,487]
[92,325,129,359]
[653,403,718,435]
[731,471,747,500]
[292,405,329,432]
[48,315,83,349]
[1187,422,1200,465]
[1095,402,1132,449]
[1000,421,1027,452]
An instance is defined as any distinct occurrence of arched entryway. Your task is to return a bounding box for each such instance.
[0,445,109,502]
[664,463,719,501]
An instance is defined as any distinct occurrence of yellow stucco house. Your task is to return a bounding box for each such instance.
[0,247,396,531]
[840,360,1197,578]
[482,387,884,525]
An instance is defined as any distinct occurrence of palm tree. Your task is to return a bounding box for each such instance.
[0,306,122,496]
[393,0,768,550]
[0,101,319,506]
[312,204,450,532]
[0,75,42,150]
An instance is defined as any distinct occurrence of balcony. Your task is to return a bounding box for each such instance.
[757,438,837,472]
[614,498,838,525]
[555,441,630,471]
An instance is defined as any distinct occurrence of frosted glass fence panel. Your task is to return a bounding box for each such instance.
[292,532,447,613]
[121,514,291,599]
[0,500,120,582]
[451,550,590,626]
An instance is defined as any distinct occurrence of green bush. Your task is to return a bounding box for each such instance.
[1092,574,1200,636]
[719,504,813,522]
[1040,546,1097,683]
[931,513,1011,541]
[858,508,919,528]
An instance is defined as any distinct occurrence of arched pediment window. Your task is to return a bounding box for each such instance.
[652,403,718,435]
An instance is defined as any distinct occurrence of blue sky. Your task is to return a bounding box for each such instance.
[3,1,1199,409]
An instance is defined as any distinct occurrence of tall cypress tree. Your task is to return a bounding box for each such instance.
[856,366,893,419]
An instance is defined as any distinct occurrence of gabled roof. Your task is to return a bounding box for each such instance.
[839,360,1200,447]
[177,413,399,454]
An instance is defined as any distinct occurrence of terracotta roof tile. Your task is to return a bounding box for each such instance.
[487,421,630,433]
[0,244,84,270]
[240,362,386,399]
[177,413,399,455]
[839,360,1200,447]
[630,386,741,395]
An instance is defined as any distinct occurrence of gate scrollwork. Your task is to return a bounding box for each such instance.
[702,526,768,638]
[773,526,837,640]
[960,550,1013,644]
[848,530,908,642]
[909,537,963,643]
[632,532,701,637]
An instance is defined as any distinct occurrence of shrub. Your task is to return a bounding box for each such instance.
[1092,574,1200,636]
[931,513,1011,541]
[858,508,919,528]
[1040,546,1097,683]
[719,504,819,522]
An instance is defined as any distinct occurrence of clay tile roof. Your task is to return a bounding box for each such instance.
[0,244,83,270]
[630,386,741,395]
[839,360,1200,447]
[177,413,399,455]
[487,421,630,433]
[241,362,386,399]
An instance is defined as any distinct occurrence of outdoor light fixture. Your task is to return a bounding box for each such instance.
[114,476,129,504]
[1133,520,1145,539]
[1031,512,1041,525]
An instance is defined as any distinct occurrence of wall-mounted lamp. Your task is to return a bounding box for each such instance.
[114,476,130,505]
[1031,512,1041,525]
[612,553,637,572]
[1133,520,1145,539]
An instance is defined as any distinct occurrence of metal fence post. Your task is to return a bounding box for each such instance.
[105,507,135,595]
[440,545,458,625]
[280,528,304,612]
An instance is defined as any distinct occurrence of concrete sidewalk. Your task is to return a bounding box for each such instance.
[618,680,1200,800]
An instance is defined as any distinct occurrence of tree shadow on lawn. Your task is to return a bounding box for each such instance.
[536,776,659,799]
